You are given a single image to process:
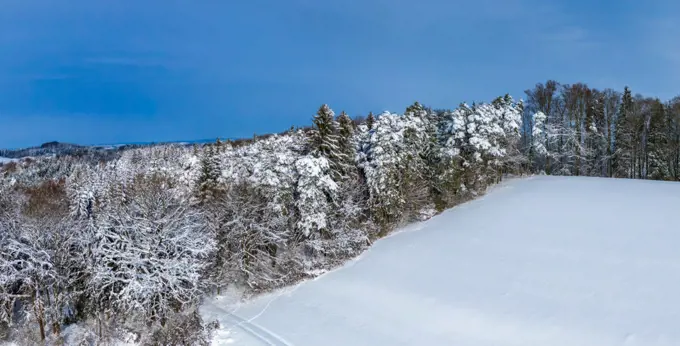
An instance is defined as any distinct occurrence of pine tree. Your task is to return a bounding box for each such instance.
[647,100,670,180]
[215,138,224,152]
[614,87,634,178]
[337,111,354,148]
[405,101,427,118]
[196,145,222,203]
[668,99,680,180]
[366,112,375,130]
[337,111,356,172]
[309,104,347,179]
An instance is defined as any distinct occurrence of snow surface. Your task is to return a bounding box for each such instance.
[204,176,680,346]
[0,156,15,164]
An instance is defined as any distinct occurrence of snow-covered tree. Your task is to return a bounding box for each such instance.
[210,182,291,290]
[309,104,348,179]
[614,86,635,178]
[357,111,433,226]
[196,144,223,203]
[336,111,358,178]
[532,111,548,172]
[647,100,671,180]
[294,155,337,239]
[88,173,214,325]
[495,96,525,176]
[405,101,428,118]
[366,112,375,130]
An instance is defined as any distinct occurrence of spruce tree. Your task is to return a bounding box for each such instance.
[366,112,375,130]
[337,111,356,166]
[405,101,427,118]
[309,104,347,179]
[337,111,354,141]
[614,87,634,178]
[647,100,670,180]
[196,145,222,203]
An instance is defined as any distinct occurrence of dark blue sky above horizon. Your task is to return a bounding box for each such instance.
[1,0,678,148]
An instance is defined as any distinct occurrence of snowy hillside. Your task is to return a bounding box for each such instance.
[204,176,680,346]
[0,157,14,164]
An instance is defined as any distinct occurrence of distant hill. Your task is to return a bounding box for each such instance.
[0,141,87,159]
[0,140,191,160]
[0,137,237,159]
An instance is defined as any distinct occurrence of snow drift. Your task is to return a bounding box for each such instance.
[204,176,680,346]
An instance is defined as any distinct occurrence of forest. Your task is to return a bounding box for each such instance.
[1,80,679,345]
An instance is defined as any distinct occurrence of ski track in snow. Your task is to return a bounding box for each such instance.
[207,305,291,346]
[205,176,680,346]
[203,285,299,346]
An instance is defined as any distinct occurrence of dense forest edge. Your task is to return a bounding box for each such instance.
[1,80,679,345]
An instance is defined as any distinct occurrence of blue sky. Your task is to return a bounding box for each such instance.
[0,0,678,148]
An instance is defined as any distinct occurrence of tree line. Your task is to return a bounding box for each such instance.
[1,80,678,344]
[525,81,680,180]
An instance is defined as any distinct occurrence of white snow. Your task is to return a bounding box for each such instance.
[0,156,15,164]
[205,176,680,346]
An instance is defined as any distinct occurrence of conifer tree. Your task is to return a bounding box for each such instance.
[647,100,670,180]
[337,111,356,174]
[215,138,224,152]
[366,112,375,130]
[532,111,548,171]
[405,101,427,118]
[668,99,680,180]
[309,104,347,179]
[196,145,222,203]
[614,87,634,178]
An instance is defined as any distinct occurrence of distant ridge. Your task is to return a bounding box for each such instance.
[0,138,233,159]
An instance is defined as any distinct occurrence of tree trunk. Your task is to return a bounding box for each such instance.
[34,298,45,341]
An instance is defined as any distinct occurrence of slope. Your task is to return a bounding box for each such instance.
[203,176,680,346]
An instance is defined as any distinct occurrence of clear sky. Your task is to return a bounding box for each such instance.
[0,0,678,148]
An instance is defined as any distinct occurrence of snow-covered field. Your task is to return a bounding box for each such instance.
[0,156,15,164]
[203,176,680,346]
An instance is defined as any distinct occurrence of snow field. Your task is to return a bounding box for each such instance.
[206,176,680,346]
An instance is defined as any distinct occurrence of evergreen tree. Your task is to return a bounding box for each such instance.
[405,101,427,118]
[495,95,525,177]
[669,99,680,180]
[647,100,670,180]
[614,87,634,178]
[196,145,222,203]
[309,104,347,179]
[366,112,375,130]
[531,111,548,172]
[215,138,224,152]
[440,103,477,193]
[336,111,357,178]
[337,111,354,152]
